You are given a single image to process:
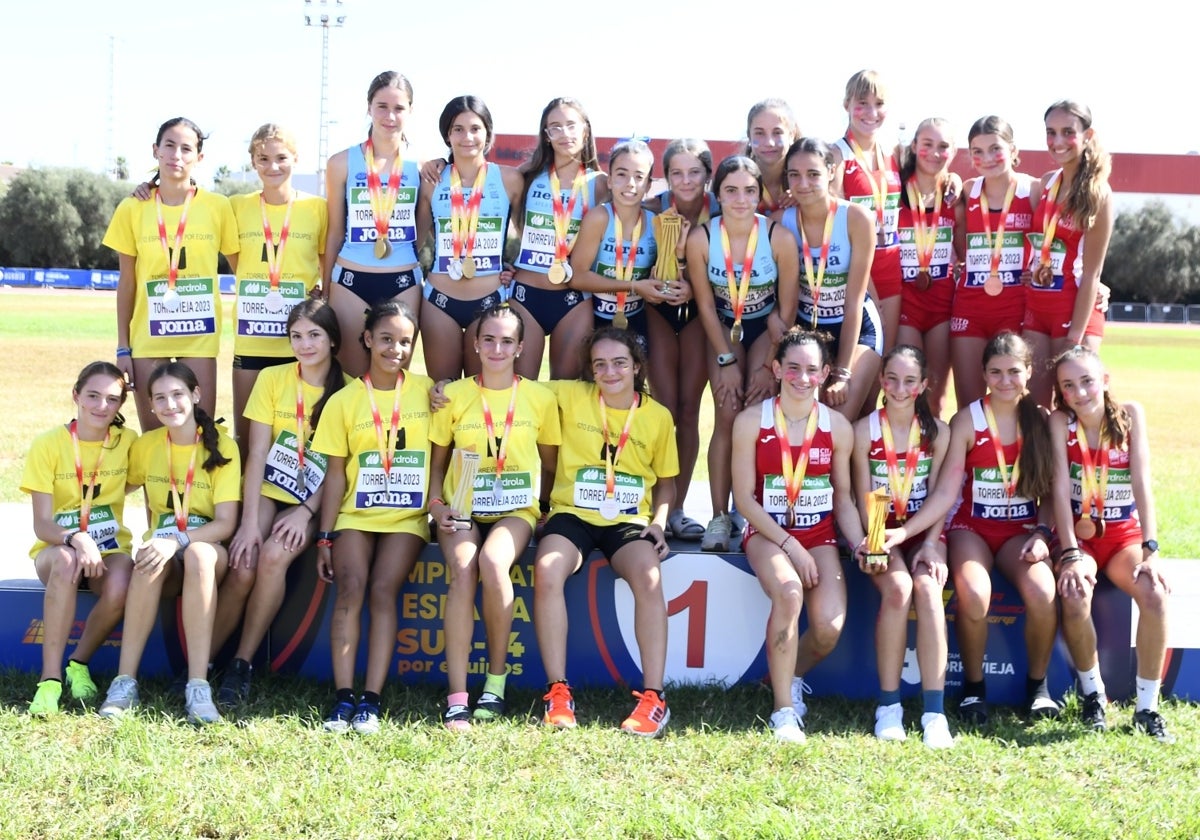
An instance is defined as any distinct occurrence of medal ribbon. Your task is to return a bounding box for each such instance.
[798,200,837,329]
[478,375,520,485]
[720,218,759,332]
[612,210,644,317]
[260,193,295,292]
[364,372,403,483]
[549,165,587,261]
[1038,174,1062,268]
[905,177,942,274]
[847,135,887,238]
[878,408,922,522]
[364,138,402,245]
[598,393,640,500]
[294,363,308,488]
[69,420,110,533]
[980,179,1018,280]
[1075,425,1109,521]
[982,396,1021,512]
[166,429,201,533]
[450,163,487,263]
[154,186,196,292]
[772,398,820,517]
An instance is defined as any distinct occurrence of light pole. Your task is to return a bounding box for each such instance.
[303,0,347,196]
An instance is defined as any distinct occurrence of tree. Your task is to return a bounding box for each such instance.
[1104,201,1198,304]
[0,168,127,269]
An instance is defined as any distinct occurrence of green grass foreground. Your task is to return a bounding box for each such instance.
[2,673,1198,839]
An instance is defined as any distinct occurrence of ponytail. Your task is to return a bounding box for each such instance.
[193,405,232,473]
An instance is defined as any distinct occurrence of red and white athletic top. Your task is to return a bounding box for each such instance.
[753,399,836,539]
[865,409,934,528]
[951,399,1037,527]
[1064,417,1140,543]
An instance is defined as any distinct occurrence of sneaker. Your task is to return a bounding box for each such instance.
[185,680,222,725]
[729,508,747,537]
[1080,691,1107,732]
[99,675,140,718]
[874,702,907,741]
[351,701,381,735]
[542,681,577,729]
[667,509,705,542]
[1028,693,1062,720]
[323,699,356,733]
[1132,709,1175,744]
[701,513,732,552]
[444,704,472,732]
[473,691,506,722]
[958,694,989,726]
[65,661,98,702]
[29,679,62,716]
[769,707,806,744]
[217,658,252,710]
[620,689,670,737]
[790,677,812,720]
[921,712,955,749]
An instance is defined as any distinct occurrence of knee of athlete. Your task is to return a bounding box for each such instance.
[182,544,218,574]
[256,544,292,577]
[1134,583,1169,618]
[477,556,515,589]
[776,583,805,619]
[50,551,81,583]
[1059,590,1093,622]
[367,581,401,611]
[911,573,944,608]
[808,619,844,656]
[333,571,367,602]
[225,562,258,593]
[447,559,480,590]
[880,575,913,612]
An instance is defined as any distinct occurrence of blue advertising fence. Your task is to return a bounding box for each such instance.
[1,267,235,294]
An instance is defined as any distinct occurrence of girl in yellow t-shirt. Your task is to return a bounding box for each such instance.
[103,117,239,430]
[218,298,348,708]
[23,362,137,715]
[229,124,329,459]
[98,362,241,726]
[311,300,432,734]
[428,305,561,729]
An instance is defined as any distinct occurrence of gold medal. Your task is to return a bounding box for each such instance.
[984,272,1003,297]
[915,270,931,291]
[730,321,744,344]
[462,258,476,279]
[613,311,628,330]
[1034,262,1055,287]
[547,261,567,284]
[374,238,391,260]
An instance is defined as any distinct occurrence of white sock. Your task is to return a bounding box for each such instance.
[1077,666,1105,698]
[1135,677,1160,713]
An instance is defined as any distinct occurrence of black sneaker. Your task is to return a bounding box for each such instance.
[958,694,989,726]
[1080,692,1107,732]
[473,691,506,722]
[217,658,252,710]
[1133,709,1175,744]
[1027,693,1062,720]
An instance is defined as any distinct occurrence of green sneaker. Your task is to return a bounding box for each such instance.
[65,661,98,702]
[29,680,62,716]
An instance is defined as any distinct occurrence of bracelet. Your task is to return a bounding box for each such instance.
[316,538,335,549]
[429,498,445,509]
[63,530,83,547]
[1059,548,1083,565]
[316,530,340,542]
[1031,524,1053,542]
[299,498,315,515]
[116,347,132,358]
[778,534,795,551]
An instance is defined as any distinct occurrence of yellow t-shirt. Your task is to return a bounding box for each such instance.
[127,426,242,542]
[102,188,239,359]
[21,424,138,558]
[546,381,679,527]
[429,376,561,526]
[229,191,328,357]
[310,373,433,536]
[244,362,352,505]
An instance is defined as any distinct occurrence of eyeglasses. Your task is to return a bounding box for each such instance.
[545,122,581,139]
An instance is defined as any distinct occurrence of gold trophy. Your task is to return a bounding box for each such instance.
[653,211,683,295]
[448,448,480,529]
[864,487,892,570]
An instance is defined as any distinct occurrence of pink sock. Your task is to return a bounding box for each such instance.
[447,691,469,709]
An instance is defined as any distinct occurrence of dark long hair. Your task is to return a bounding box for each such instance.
[287,298,345,431]
[146,362,231,472]
[150,117,206,188]
[983,332,1052,500]
[898,117,953,211]
[1051,345,1130,450]
[521,97,600,206]
[880,345,938,446]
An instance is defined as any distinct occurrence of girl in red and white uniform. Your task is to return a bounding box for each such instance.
[896,118,961,417]
[1022,101,1113,407]
[832,70,903,356]
[744,99,800,215]
[884,332,1058,724]
[1049,347,1172,742]
[731,328,862,743]
[951,117,1039,411]
[851,345,953,747]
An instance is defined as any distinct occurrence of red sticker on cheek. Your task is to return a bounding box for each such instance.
[917,148,928,158]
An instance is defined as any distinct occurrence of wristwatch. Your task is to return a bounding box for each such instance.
[1142,539,1159,553]
[176,532,192,549]
[716,352,737,367]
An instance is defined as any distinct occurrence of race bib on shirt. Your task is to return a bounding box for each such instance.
[470,470,535,517]
[898,225,954,282]
[152,511,211,540]
[147,278,217,338]
[434,217,504,274]
[970,467,1035,520]
[236,279,307,337]
[353,449,426,509]
[263,430,328,503]
[573,467,644,516]
[964,232,1024,288]
[347,185,418,245]
[761,474,832,528]
[1024,233,1068,292]
[55,505,119,552]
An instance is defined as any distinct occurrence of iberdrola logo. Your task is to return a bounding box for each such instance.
[581,468,601,482]
[530,214,548,227]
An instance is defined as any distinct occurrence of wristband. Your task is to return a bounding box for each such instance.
[429,498,445,509]
[299,498,316,515]
[1032,524,1053,542]
[317,538,335,549]
[116,347,132,358]
[176,531,192,550]
[317,530,340,543]
[63,530,83,547]
[1059,548,1083,565]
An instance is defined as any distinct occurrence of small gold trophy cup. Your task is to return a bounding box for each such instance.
[449,448,480,529]
[864,487,892,570]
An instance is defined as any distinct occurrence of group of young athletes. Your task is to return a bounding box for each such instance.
[21,69,1173,747]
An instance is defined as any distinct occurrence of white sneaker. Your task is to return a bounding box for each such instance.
[874,702,907,741]
[185,679,222,725]
[790,677,811,719]
[700,513,732,552]
[769,707,806,744]
[98,675,140,718]
[921,712,955,749]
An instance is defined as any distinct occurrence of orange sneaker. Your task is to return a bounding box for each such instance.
[620,689,670,737]
[542,681,577,729]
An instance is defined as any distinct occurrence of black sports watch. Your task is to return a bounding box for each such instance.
[1142,539,1159,553]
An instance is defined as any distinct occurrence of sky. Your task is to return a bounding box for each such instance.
[2,0,1195,203]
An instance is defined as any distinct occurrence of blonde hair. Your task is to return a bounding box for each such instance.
[844,69,887,106]
[248,123,299,160]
